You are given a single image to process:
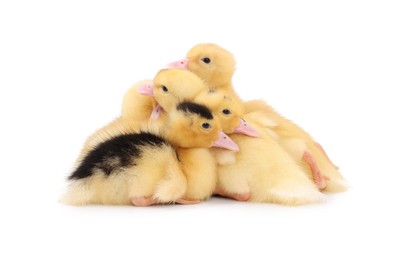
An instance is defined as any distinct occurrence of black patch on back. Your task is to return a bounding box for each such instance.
[69,132,168,180]
[176,101,213,119]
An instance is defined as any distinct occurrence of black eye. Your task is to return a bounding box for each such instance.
[162,85,168,92]
[222,109,231,115]
[201,57,211,64]
[202,122,211,129]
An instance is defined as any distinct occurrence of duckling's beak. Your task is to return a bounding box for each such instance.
[234,119,260,137]
[212,131,239,151]
[165,58,190,70]
[137,81,154,96]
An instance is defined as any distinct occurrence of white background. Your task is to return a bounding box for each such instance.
[1,1,405,259]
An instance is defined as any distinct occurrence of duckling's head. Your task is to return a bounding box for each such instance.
[195,90,259,137]
[164,101,238,151]
[194,90,242,134]
[167,43,236,88]
[152,69,208,112]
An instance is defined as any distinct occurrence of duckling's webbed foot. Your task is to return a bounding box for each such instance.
[303,150,327,190]
[130,196,157,206]
[214,187,251,201]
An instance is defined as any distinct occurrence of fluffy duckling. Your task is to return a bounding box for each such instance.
[173,102,227,204]
[152,69,209,111]
[133,68,210,125]
[63,130,186,206]
[160,101,238,204]
[120,69,208,128]
[136,69,209,110]
[166,43,240,99]
[62,101,235,206]
[196,89,324,205]
[169,43,346,192]
[154,99,240,203]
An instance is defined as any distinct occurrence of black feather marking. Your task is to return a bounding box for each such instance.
[176,101,213,120]
[69,132,169,180]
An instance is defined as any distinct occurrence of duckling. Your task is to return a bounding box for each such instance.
[151,68,209,112]
[166,43,240,99]
[195,89,324,205]
[62,101,236,206]
[163,100,239,204]
[170,101,237,204]
[62,130,186,206]
[169,43,346,192]
[131,69,210,125]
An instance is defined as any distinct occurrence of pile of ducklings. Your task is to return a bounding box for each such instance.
[62,43,347,206]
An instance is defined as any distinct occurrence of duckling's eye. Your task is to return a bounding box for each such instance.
[162,85,168,92]
[202,122,211,129]
[222,109,231,115]
[201,57,211,64]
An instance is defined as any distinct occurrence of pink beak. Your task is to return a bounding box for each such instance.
[234,119,260,137]
[137,82,154,96]
[165,58,190,70]
[212,131,239,151]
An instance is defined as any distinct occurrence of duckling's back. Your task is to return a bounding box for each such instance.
[69,132,169,180]
[63,131,180,205]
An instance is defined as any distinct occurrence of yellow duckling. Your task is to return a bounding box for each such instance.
[195,90,324,205]
[131,68,211,127]
[171,101,237,204]
[166,43,240,99]
[62,101,235,206]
